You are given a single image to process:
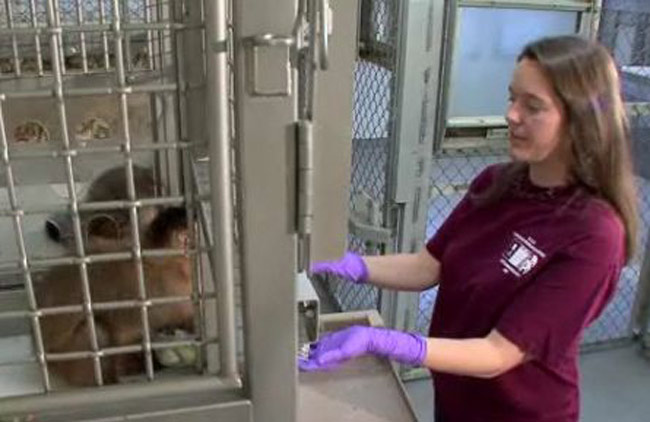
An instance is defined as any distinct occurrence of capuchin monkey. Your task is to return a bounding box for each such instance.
[36,206,195,386]
[45,165,161,249]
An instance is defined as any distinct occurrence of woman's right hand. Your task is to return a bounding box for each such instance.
[310,252,368,284]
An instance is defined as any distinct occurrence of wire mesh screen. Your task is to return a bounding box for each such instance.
[594,0,650,345]
[415,150,509,335]
[0,0,224,400]
[326,0,399,312]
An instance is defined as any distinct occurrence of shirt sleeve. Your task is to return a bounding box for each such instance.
[496,225,624,366]
[426,164,498,260]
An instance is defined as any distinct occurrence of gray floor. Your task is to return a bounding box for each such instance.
[404,346,650,422]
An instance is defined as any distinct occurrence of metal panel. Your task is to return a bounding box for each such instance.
[205,0,239,382]
[325,0,402,314]
[0,378,243,419]
[371,1,447,379]
[231,1,298,421]
[458,0,593,10]
[310,0,358,262]
[378,0,446,336]
[98,400,253,422]
[298,311,418,422]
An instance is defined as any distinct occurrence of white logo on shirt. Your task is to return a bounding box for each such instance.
[500,232,545,277]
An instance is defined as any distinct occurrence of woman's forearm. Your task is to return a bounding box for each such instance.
[363,249,440,291]
[422,330,526,378]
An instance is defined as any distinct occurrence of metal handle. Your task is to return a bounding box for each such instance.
[248,33,295,47]
[318,0,330,70]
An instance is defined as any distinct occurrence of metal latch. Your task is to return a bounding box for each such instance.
[348,191,393,245]
[244,33,295,97]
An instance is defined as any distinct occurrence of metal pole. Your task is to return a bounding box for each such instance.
[590,0,603,37]
[144,0,154,70]
[98,0,110,70]
[204,0,239,380]
[111,0,156,380]
[75,0,88,72]
[4,0,22,76]
[28,0,44,75]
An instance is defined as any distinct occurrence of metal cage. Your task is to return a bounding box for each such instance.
[0,0,247,419]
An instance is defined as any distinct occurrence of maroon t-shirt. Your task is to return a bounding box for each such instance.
[426,164,625,422]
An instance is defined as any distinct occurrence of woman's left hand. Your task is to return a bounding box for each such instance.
[298,325,427,372]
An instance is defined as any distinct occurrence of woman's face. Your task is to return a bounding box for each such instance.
[506,58,569,167]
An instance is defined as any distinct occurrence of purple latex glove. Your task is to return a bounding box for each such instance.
[298,325,427,372]
[309,252,368,284]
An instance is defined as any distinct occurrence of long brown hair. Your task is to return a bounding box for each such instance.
[483,36,639,261]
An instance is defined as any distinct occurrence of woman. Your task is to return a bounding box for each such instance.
[300,35,639,422]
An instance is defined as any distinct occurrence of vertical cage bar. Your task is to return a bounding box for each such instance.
[29,0,44,75]
[98,0,110,70]
[53,0,66,75]
[193,229,208,371]
[4,0,22,76]
[45,0,103,385]
[75,0,88,72]
[144,0,155,70]
[121,0,133,72]
[167,0,184,195]
[111,0,156,381]
[154,0,164,73]
[204,0,238,380]
[589,0,603,38]
[178,150,201,370]
[179,0,208,371]
[0,98,51,391]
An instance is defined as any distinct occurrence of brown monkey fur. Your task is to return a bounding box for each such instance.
[45,165,162,249]
[36,207,194,386]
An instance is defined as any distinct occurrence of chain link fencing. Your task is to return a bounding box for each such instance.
[324,0,400,312]
[597,0,650,347]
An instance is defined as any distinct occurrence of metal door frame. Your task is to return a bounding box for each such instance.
[232,0,299,421]
[378,0,446,339]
